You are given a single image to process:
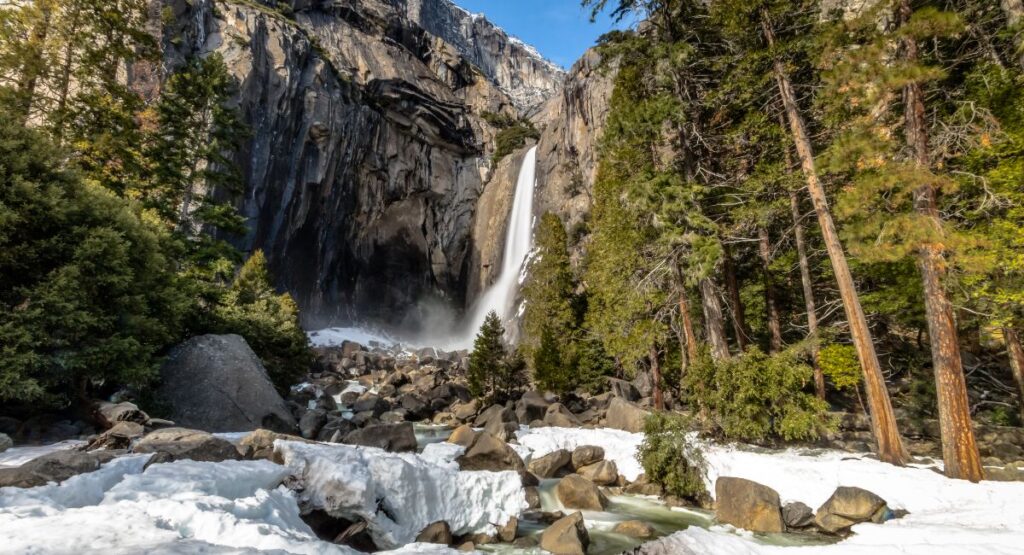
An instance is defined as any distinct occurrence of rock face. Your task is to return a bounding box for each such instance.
[540,512,590,555]
[714,477,784,533]
[157,334,296,433]
[815,486,890,534]
[150,0,567,331]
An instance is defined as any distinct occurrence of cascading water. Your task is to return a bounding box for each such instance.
[455,145,539,347]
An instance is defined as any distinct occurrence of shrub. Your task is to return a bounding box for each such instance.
[637,412,709,503]
[211,251,313,393]
[684,347,835,443]
[819,343,862,392]
[493,122,540,162]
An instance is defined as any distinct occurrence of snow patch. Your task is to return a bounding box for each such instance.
[277,440,527,549]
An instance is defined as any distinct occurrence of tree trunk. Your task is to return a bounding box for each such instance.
[1005,328,1024,424]
[700,278,731,361]
[758,226,784,352]
[722,243,750,351]
[900,0,983,481]
[650,343,664,411]
[763,14,908,465]
[791,190,826,399]
[15,1,53,124]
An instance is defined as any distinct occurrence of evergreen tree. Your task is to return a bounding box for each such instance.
[468,311,507,399]
[533,325,570,393]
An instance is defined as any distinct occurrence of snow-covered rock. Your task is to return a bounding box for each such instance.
[277,440,528,549]
[516,427,645,481]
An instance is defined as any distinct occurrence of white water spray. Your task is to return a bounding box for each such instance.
[455,145,539,347]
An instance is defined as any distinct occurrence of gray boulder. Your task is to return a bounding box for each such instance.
[715,477,784,533]
[544,403,581,428]
[605,397,650,433]
[571,445,605,469]
[782,501,815,529]
[516,391,550,424]
[0,432,13,453]
[299,409,328,439]
[607,378,640,402]
[457,432,526,473]
[0,450,121,488]
[342,422,417,452]
[158,334,296,433]
[815,486,890,534]
[133,428,242,462]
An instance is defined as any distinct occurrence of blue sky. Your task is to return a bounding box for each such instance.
[454,0,633,69]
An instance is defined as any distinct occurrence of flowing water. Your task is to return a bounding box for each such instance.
[455,145,539,347]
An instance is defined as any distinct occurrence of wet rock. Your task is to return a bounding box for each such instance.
[513,536,539,548]
[571,445,605,469]
[516,391,550,424]
[0,449,121,488]
[613,520,656,539]
[299,409,328,439]
[556,474,608,510]
[528,449,572,478]
[133,428,241,462]
[498,516,519,542]
[577,460,618,486]
[714,477,784,533]
[605,397,650,433]
[415,521,453,544]
[782,501,815,529]
[342,422,417,453]
[607,378,640,402]
[540,511,590,555]
[624,474,663,496]
[83,421,144,451]
[447,424,477,447]
[525,486,542,509]
[380,410,406,424]
[815,486,890,534]
[157,334,296,433]
[317,418,356,443]
[544,403,581,427]
[457,432,526,473]
[0,432,11,453]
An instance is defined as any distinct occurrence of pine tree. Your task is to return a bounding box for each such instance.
[468,311,507,399]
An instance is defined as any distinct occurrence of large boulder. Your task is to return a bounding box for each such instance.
[571,446,604,469]
[299,409,328,439]
[342,422,418,453]
[782,502,815,529]
[714,477,784,533]
[447,424,477,447]
[605,397,650,433]
[516,391,550,424]
[475,404,517,429]
[528,449,572,478]
[539,512,589,555]
[606,378,640,402]
[544,403,581,428]
[157,334,296,433]
[84,421,145,451]
[577,460,618,486]
[556,474,608,510]
[815,486,890,534]
[0,450,120,488]
[457,432,526,473]
[132,428,241,462]
[0,432,11,453]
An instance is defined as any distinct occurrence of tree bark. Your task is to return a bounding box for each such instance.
[758,226,784,353]
[1005,328,1024,424]
[700,278,731,361]
[650,343,664,411]
[899,0,982,481]
[791,190,826,399]
[762,14,908,465]
[722,243,750,351]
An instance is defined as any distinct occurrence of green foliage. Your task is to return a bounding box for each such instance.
[468,311,526,401]
[818,344,862,392]
[211,251,312,393]
[684,347,834,442]
[637,412,709,503]
[0,113,186,405]
[492,121,540,162]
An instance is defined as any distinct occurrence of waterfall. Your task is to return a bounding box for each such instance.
[456,145,539,347]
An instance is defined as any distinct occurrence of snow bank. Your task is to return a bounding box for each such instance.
[516,427,645,481]
[307,327,402,349]
[277,440,527,548]
[640,440,1024,555]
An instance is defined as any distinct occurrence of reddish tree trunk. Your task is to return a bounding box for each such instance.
[758,226,783,352]
[763,14,907,466]
[650,343,664,411]
[1005,328,1024,424]
[900,0,983,482]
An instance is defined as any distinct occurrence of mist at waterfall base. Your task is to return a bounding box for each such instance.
[309,146,539,352]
